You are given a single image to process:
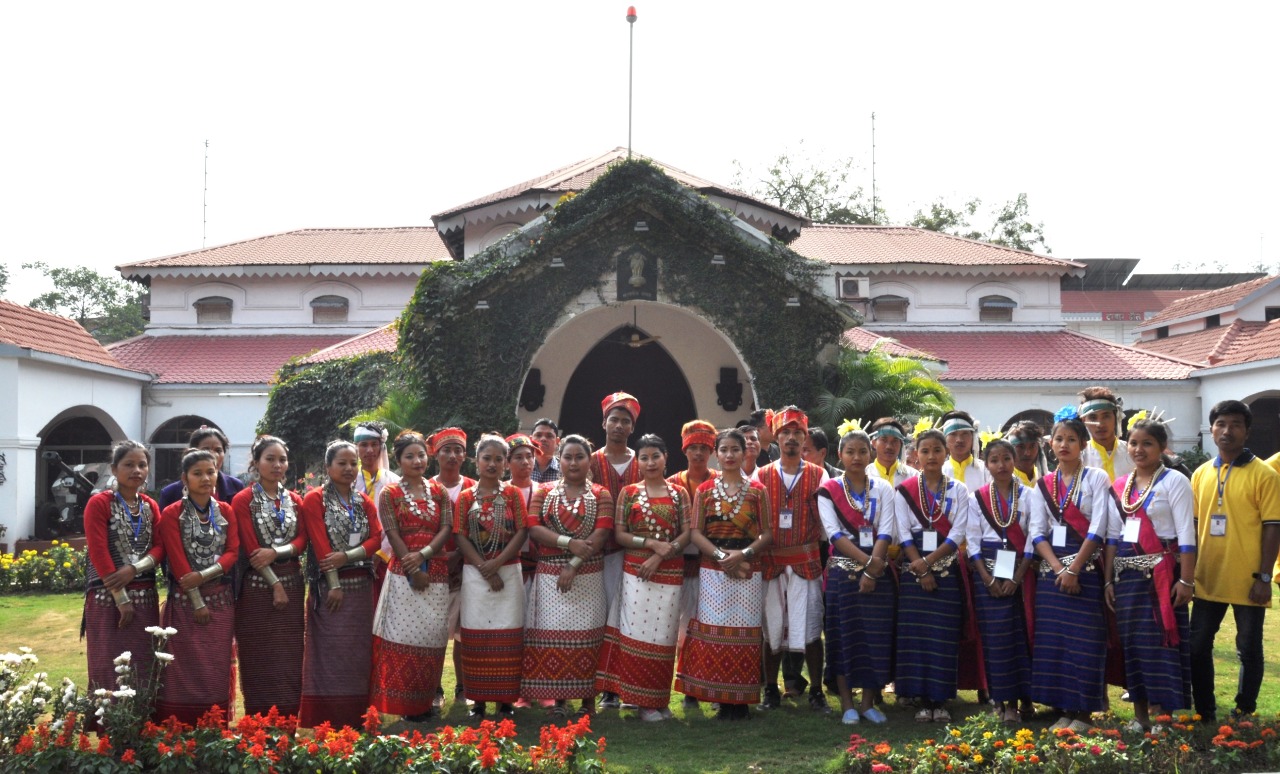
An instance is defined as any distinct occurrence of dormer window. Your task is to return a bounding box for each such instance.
[872,295,908,322]
[1205,314,1221,329]
[310,295,349,324]
[979,295,1016,323]
[194,296,232,324]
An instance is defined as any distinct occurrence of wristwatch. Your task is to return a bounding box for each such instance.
[1253,572,1273,583]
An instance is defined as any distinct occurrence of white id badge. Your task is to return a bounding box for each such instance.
[922,530,938,552]
[994,549,1017,580]
[1122,517,1142,544]
[1210,513,1227,537]
[859,526,875,548]
[779,508,794,529]
[348,531,363,547]
[1051,524,1067,548]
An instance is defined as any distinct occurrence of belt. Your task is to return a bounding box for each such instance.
[828,556,867,574]
[1037,552,1097,576]
[1113,552,1163,577]
[901,553,956,578]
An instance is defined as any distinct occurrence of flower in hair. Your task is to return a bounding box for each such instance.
[913,416,935,435]
[837,418,863,437]
[1126,409,1148,432]
[1053,405,1079,422]
[979,427,1003,446]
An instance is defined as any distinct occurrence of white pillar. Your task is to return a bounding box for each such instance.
[0,437,41,546]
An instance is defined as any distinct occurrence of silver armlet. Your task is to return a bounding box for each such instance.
[423,545,435,560]
[131,555,156,574]
[111,588,131,607]
[198,564,224,582]
[631,535,646,548]
[186,588,206,610]
[557,535,573,549]
[274,543,295,560]
[344,546,367,563]
[324,568,341,589]
[258,565,281,586]
[568,556,584,570]
[742,546,755,559]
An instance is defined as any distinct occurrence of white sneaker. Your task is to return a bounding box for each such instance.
[638,708,666,722]
[842,708,861,725]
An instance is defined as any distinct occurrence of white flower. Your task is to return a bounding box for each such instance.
[51,719,64,732]
[94,688,109,697]
[1,653,20,665]
[154,652,175,663]
[144,626,162,635]
[162,627,177,637]
[32,697,45,707]
[61,677,73,687]
[20,654,37,664]
[113,651,132,665]
[114,665,129,674]
[95,707,105,717]
[112,688,136,699]
[18,647,32,654]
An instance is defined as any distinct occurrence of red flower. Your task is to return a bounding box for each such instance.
[871,764,893,774]
[495,718,516,740]
[121,748,136,765]
[362,706,382,735]
[97,736,112,755]
[78,733,92,752]
[198,705,228,730]
[459,726,480,746]
[479,742,500,769]
[597,736,608,756]
[250,743,266,758]
[1089,745,1103,756]
[1219,725,1234,737]
[14,735,35,755]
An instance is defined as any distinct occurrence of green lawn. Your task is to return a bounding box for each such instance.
[2,592,1277,773]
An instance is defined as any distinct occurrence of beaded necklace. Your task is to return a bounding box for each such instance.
[468,484,511,558]
[545,480,598,540]
[253,482,295,546]
[634,482,679,541]
[401,479,437,521]
[108,491,152,563]
[181,497,224,568]
[841,474,869,515]
[988,481,1019,530]
[1120,465,1165,515]
[1052,465,1081,512]
[711,476,748,522]
[917,474,947,524]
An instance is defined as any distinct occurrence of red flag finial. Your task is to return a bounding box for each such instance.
[627,6,637,23]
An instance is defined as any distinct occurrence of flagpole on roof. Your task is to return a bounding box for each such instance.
[627,6,637,159]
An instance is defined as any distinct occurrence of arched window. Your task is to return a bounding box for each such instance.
[194,296,233,324]
[979,295,1016,322]
[310,294,349,324]
[151,416,223,489]
[872,295,909,323]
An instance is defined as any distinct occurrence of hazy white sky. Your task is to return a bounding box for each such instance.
[2,1,1277,304]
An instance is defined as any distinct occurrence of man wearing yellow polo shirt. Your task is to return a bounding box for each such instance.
[1189,400,1280,722]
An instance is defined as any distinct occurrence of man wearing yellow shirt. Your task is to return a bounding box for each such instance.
[1189,400,1280,722]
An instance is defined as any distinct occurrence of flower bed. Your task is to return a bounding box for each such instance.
[0,541,87,593]
[837,711,1280,774]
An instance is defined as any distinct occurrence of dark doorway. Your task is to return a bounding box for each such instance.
[559,325,697,473]
[1247,395,1280,460]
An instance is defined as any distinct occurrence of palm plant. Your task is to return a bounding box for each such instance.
[344,385,463,439]
[808,342,953,450]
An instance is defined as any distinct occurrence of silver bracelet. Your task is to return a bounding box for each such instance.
[186,588,206,610]
[198,564,223,582]
[111,588,131,608]
[423,545,435,560]
[631,535,646,549]
[713,549,728,561]
[274,543,295,560]
[742,546,754,559]
[557,535,572,549]
[568,556,584,570]
[258,565,280,586]
[324,568,341,590]
[344,546,367,563]
[131,555,156,574]
[1177,578,1195,588]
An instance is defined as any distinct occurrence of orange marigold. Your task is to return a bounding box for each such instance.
[874,742,892,756]
[1030,754,1040,763]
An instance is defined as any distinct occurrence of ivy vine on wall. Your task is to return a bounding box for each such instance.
[397,159,855,442]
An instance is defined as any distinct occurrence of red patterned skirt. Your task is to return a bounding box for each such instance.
[459,564,525,703]
[236,561,305,716]
[299,570,375,728]
[84,582,161,694]
[155,581,236,725]
[674,564,763,704]
[522,560,607,700]
[369,562,450,716]
[596,553,683,707]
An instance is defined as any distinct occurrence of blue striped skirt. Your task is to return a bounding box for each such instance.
[972,543,1031,703]
[1030,544,1106,712]
[895,563,962,702]
[1114,544,1191,710]
[824,562,895,691]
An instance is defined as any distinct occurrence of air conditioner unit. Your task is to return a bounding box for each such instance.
[838,276,870,300]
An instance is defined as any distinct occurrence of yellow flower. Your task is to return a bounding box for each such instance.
[63,562,71,569]
[983,732,994,740]
[915,416,936,435]
[972,754,983,764]
[950,729,961,738]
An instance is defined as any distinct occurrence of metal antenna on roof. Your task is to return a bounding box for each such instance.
[627,7,637,159]
[870,113,877,225]
[202,140,209,248]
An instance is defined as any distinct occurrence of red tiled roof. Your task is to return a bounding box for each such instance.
[1060,289,1197,315]
[0,300,130,370]
[879,329,1197,381]
[842,327,941,361]
[433,148,799,223]
[107,334,349,384]
[1140,274,1280,328]
[118,227,451,273]
[1131,320,1264,365]
[299,325,398,364]
[790,225,1081,269]
[1211,319,1280,367]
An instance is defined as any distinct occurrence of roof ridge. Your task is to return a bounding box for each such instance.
[1059,327,1206,367]
[1140,273,1280,328]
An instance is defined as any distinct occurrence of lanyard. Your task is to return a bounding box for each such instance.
[337,492,358,531]
[116,491,144,538]
[780,468,802,505]
[923,477,947,520]
[1053,470,1077,513]
[1215,458,1235,509]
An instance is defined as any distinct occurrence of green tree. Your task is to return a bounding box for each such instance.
[0,263,9,297]
[808,343,954,452]
[21,261,146,343]
[733,142,885,225]
[910,194,1051,254]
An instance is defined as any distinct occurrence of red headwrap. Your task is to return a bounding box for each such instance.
[505,433,536,453]
[770,407,809,434]
[601,391,641,422]
[428,428,467,455]
[680,420,717,451]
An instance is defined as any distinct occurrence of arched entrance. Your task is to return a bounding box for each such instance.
[151,415,222,490]
[36,413,116,538]
[560,325,697,472]
[1245,392,1280,459]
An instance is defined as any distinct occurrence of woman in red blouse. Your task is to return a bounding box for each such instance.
[155,448,239,724]
[83,441,165,699]
[231,435,308,717]
[297,440,383,729]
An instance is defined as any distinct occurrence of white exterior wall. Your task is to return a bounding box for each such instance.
[1192,360,1280,438]
[1237,292,1280,321]
[0,354,146,542]
[143,386,270,478]
[517,264,755,433]
[145,272,418,334]
[945,379,1202,452]
[817,267,1064,326]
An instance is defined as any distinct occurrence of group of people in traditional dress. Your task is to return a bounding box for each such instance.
[82,387,1280,732]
